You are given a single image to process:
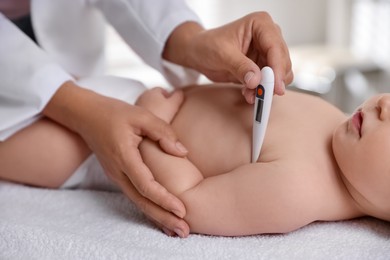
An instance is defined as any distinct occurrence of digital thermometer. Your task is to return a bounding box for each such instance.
[252,66,274,163]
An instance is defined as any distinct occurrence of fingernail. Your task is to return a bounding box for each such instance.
[244,71,254,85]
[174,228,185,238]
[162,227,173,236]
[275,81,285,95]
[176,141,188,154]
[281,81,286,94]
[172,209,184,218]
[251,95,255,104]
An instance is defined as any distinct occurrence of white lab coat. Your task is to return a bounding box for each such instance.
[0,0,200,141]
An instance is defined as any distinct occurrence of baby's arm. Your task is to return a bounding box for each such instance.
[0,118,91,188]
[178,163,317,236]
[141,140,316,236]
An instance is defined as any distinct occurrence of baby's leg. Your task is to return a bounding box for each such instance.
[0,117,91,188]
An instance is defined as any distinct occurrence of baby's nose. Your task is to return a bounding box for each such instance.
[378,95,390,120]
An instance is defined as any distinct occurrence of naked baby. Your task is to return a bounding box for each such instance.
[1,78,389,237]
[137,84,390,236]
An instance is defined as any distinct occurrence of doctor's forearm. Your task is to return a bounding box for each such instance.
[42,81,101,137]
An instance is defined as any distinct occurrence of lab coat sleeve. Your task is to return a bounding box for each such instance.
[88,0,201,87]
[0,13,73,141]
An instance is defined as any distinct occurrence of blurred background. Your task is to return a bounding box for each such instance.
[106,0,390,113]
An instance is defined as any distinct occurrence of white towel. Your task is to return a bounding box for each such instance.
[1,75,389,259]
[1,181,389,260]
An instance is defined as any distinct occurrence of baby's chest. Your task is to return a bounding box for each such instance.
[260,117,333,163]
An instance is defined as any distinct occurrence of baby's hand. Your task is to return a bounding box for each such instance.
[136,87,184,123]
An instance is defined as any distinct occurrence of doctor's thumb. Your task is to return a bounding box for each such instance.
[227,52,261,90]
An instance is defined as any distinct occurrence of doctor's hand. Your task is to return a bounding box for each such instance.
[163,11,293,103]
[43,81,190,238]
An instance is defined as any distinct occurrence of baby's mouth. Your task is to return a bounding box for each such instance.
[352,110,363,137]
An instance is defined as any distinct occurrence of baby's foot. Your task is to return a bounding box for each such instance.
[136,87,184,123]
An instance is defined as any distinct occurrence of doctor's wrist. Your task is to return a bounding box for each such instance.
[42,80,100,135]
[162,21,204,68]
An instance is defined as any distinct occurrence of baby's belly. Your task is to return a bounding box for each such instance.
[172,86,253,177]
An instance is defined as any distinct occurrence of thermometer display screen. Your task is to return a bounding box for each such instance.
[255,85,265,123]
[255,99,264,123]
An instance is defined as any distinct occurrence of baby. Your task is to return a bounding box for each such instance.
[1,77,389,237]
[138,84,390,236]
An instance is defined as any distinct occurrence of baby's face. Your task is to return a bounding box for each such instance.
[333,93,390,219]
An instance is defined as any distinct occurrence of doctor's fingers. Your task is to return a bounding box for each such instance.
[120,147,186,218]
[241,87,256,104]
[208,12,292,96]
[261,43,294,95]
[251,12,293,95]
[138,111,188,157]
[240,65,293,103]
[116,169,190,238]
